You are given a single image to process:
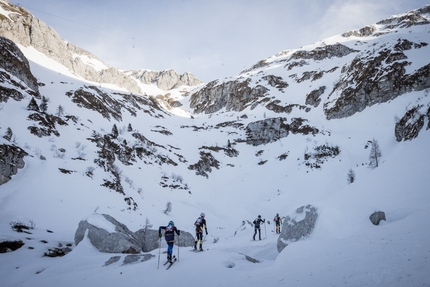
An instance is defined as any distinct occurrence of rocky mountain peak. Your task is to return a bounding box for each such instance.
[189,5,430,122]
[0,1,201,94]
[125,69,202,90]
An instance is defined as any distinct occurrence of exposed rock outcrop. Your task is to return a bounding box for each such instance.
[243,43,357,74]
[190,79,269,114]
[188,151,220,178]
[134,226,194,252]
[134,228,159,252]
[369,211,386,225]
[245,117,319,146]
[0,2,143,94]
[0,144,28,185]
[74,214,142,254]
[394,105,428,141]
[0,2,201,93]
[288,43,358,62]
[0,36,40,104]
[127,69,202,90]
[324,43,430,120]
[74,214,194,253]
[342,25,377,37]
[306,86,326,107]
[376,5,430,29]
[277,205,318,253]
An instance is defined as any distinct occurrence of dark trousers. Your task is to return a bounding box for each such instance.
[253,228,261,240]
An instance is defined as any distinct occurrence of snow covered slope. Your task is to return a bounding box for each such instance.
[0,3,429,287]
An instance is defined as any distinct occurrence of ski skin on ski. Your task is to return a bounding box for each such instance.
[163,255,176,266]
[190,248,208,252]
[166,257,177,270]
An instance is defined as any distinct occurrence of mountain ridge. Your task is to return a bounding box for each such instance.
[0,3,429,287]
[0,0,202,94]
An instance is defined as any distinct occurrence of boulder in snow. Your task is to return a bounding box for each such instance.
[74,214,142,254]
[369,211,386,225]
[277,205,318,253]
[134,228,195,252]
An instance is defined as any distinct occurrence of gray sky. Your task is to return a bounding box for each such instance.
[11,0,430,82]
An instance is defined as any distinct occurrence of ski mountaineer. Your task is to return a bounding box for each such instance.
[159,221,180,263]
[273,213,282,234]
[253,215,265,240]
[194,212,208,251]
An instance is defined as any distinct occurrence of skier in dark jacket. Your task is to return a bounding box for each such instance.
[273,213,282,234]
[159,220,180,263]
[194,212,208,251]
[253,215,265,240]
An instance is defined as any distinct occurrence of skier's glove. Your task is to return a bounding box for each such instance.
[206,231,208,235]
[159,233,162,238]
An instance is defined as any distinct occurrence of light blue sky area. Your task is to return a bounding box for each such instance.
[11,0,430,82]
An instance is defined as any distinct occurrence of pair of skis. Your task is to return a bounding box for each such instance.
[163,255,177,270]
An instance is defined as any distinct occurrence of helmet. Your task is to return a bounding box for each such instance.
[168,220,174,225]
[200,212,205,217]
[276,213,279,216]
[258,215,261,218]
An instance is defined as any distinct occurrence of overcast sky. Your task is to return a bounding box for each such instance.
[11,0,429,83]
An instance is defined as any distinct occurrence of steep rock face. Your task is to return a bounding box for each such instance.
[288,43,358,62]
[394,105,429,141]
[191,6,430,123]
[127,69,202,90]
[277,205,318,253]
[324,41,430,120]
[0,2,200,94]
[243,43,357,74]
[0,36,39,98]
[190,79,269,114]
[305,86,326,107]
[0,2,143,94]
[0,2,141,94]
[342,25,377,37]
[0,144,28,185]
[376,5,430,29]
[245,117,319,146]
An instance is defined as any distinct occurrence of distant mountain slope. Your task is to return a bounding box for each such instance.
[189,5,430,121]
[0,0,202,93]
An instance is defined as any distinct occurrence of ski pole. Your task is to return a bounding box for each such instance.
[157,236,161,269]
[264,221,267,239]
[177,235,180,262]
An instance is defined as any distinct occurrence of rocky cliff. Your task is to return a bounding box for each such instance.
[0,36,40,100]
[189,5,430,122]
[0,1,201,93]
[126,69,202,90]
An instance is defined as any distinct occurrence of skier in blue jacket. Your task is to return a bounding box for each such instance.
[159,221,180,263]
